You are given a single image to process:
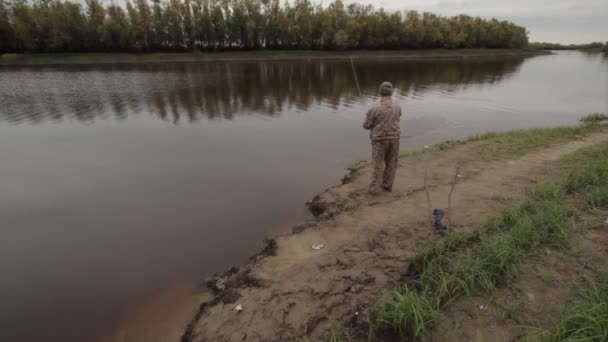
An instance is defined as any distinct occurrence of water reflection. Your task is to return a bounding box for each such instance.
[0,58,525,124]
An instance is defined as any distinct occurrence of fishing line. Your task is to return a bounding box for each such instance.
[350,56,362,97]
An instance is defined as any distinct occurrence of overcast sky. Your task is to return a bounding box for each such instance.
[322,0,607,44]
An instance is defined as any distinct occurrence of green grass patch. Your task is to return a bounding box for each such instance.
[399,118,605,160]
[471,124,603,160]
[375,285,440,340]
[495,301,515,319]
[580,113,608,123]
[560,140,608,166]
[536,280,608,342]
[330,321,358,342]
[531,144,608,208]
[585,187,608,208]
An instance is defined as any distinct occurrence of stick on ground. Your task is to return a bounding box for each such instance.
[423,153,433,228]
[447,164,461,229]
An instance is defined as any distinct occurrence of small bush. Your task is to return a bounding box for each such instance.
[330,321,357,342]
[580,113,608,123]
[376,286,439,340]
[585,187,608,208]
[529,183,565,201]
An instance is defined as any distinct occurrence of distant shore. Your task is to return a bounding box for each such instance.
[0,49,549,66]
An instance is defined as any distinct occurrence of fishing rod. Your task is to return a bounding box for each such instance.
[350,56,362,97]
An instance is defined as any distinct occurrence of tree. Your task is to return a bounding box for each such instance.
[0,0,16,53]
[209,0,225,49]
[165,0,183,50]
[103,4,131,51]
[11,0,37,52]
[152,0,167,49]
[86,0,105,50]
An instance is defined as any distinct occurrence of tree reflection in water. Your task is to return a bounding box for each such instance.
[0,58,525,124]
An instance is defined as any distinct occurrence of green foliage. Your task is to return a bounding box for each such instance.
[0,0,529,53]
[471,124,602,159]
[414,230,473,265]
[330,321,357,342]
[399,117,604,160]
[252,237,277,258]
[536,280,608,341]
[563,158,608,195]
[496,302,514,319]
[529,183,565,201]
[585,187,608,208]
[0,0,16,53]
[580,113,608,123]
[376,286,439,340]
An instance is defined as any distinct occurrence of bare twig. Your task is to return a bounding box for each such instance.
[423,153,433,228]
[447,164,461,229]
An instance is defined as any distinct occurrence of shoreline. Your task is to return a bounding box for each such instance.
[0,49,549,66]
[180,120,608,341]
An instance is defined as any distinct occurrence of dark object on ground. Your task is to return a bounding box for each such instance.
[433,209,448,236]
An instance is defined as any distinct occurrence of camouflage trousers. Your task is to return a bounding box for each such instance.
[370,139,400,193]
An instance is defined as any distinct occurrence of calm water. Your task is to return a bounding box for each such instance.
[0,51,606,341]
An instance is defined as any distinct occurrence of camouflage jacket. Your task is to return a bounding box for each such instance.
[363,97,401,140]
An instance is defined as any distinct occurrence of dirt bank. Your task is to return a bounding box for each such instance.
[181,126,608,342]
[0,49,548,66]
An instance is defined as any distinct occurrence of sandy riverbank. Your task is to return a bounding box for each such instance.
[180,121,608,341]
[0,49,548,66]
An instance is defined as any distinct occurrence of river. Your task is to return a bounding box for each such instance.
[0,51,606,341]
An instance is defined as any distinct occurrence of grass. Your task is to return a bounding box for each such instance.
[330,321,358,342]
[580,113,608,123]
[531,140,608,207]
[495,302,515,319]
[375,286,440,340]
[399,120,605,160]
[470,124,603,160]
[376,129,608,340]
[540,268,560,283]
[535,279,608,342]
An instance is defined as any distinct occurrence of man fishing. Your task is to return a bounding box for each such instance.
[363,82,402,195]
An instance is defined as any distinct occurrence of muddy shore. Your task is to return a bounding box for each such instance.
[180,124,608,341]
[0,49,548,66]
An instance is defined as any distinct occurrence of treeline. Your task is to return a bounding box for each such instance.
[529,41,608,50]
[0,0,529,53]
